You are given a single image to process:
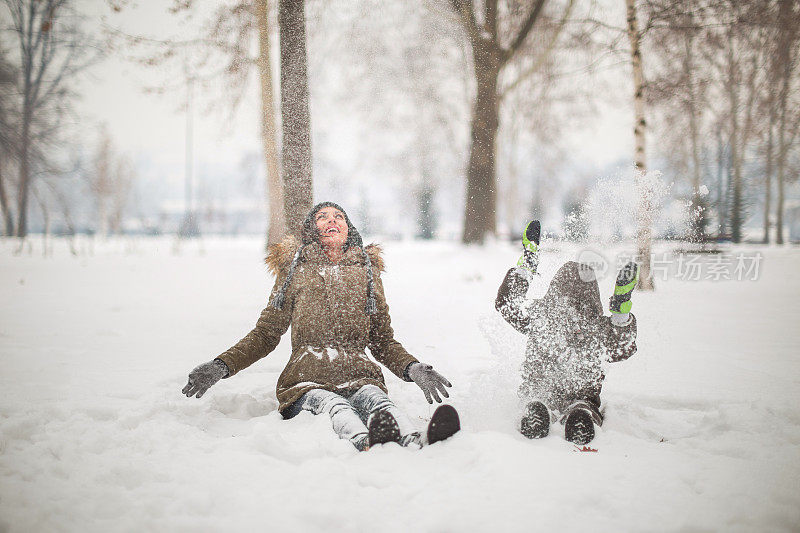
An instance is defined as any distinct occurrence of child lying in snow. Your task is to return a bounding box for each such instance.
[495,221,639,445]
[182,202,459,450]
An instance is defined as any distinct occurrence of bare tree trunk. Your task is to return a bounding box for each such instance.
[98,195,109,239]
[684,27,701,193]
[764,111,774,244]
[15,0,39,239]
[776,113,786,245]
[503,114,520,234]
[16,107,31,237]
[47,180,77,255]
[775,0,795,245]
[776,156,785,244]
[31,184,49,256]
[0,160,14,236]
[684,13,705,243]
[463,40,500,243]
[452,0,547,244]
[726,27,743,244]
[278,0,313,238]
[62,208,77,255]
[256,0,285,248]
[110,193,124,235]
[413,99,436,239]
[735,49,761,244]
[715,125,726,234]
[626,0,653,290]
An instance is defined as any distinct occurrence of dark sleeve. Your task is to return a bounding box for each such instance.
[599,314,638,363]
[368,272,419,381]
[216,275,293,376]
[495,267,532,335]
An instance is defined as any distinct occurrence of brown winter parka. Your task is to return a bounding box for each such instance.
[216,236,419,416]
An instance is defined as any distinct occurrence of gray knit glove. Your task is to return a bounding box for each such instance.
[182,359,229,399]
[407,362,452,404]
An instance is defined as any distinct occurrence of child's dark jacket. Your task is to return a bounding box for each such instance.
[495,261,637,412]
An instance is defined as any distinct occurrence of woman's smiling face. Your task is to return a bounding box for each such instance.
[315,206,349,248]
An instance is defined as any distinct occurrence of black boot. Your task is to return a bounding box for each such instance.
[367,410,401,447]
[427,405,461,445]
[520,401,550,439]
[564,407,595,445]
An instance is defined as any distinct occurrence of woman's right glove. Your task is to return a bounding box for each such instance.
[406,362,452,404]
[182,359,229,399]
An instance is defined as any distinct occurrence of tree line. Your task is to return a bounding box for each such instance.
[641,0,800,245]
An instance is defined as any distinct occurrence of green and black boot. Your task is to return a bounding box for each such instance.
[609,261,638,325]
[516,220,541,275]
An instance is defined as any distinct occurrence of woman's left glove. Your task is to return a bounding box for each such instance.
[407,362,452,404]
[182,359,229,399]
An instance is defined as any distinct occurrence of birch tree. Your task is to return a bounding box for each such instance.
[625,0,654,289]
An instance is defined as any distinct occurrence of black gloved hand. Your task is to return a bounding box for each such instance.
[182,359,229,399]
[407,362,452,404]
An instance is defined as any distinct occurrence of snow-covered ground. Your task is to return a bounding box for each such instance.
[1,236,799,532]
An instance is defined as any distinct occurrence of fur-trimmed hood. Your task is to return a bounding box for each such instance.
[265,235,386,277]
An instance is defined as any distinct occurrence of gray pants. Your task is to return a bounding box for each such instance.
[285,385,420,450]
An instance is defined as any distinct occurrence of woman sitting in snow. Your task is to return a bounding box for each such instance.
[495,221,639,445]
[182,202,459,450]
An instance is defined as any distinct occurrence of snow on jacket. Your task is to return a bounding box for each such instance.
[495,261,637,412]
[216,235,419,416]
